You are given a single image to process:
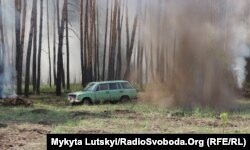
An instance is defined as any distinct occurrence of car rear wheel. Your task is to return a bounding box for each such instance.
[82,98,93,106]
[120,96,130,103]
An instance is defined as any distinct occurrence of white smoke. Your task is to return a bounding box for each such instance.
[229,1,250,88]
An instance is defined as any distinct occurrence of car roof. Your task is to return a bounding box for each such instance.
[91,80,129,84]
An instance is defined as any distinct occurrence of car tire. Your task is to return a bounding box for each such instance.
[111,101,117,104]
[82,98,93,106]
[120,96,130,103]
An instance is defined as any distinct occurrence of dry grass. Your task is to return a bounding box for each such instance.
[0,95,250,149]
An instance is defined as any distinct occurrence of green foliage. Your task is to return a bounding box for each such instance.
[219,112,229,133]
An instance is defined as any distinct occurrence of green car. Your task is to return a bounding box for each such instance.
[68,80,138,105]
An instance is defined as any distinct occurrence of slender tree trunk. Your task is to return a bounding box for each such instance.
[32,0,38,93]
[124,3,130,80]
[84,0,89,83]
[47,0,52,87]
[62,64,65,89]
[53,0,57,86]
[124,5,139,80]
[86,0,94,83]
[80,0,84,86]
[20,0,27,91]
[15,0,22,94]
[102,0,109,81]
[0,0,5,96]
[89,0,95,82]
[65,0,70,90]
[94,17,97,81]
[96,4,100,81]
[107,0,113,81]
[36,0,44,94]
[0,0,5,62]
[116,0,124,79]
[93,2,99,81]
[150,39,154,80]
[108,0,118,80]
[24,0,36,97]
[145,47,148,83]
[56,0,67,96]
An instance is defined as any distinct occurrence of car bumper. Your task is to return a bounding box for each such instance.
[68,97,81,104]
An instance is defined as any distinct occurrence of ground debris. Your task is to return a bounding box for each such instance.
[0,123,7,128]
[77,130,108,134]
[0,97,33,107]
[19,128,50,134]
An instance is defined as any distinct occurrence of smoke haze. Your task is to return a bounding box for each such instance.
[1,0,250,109]
[141,0,250,108]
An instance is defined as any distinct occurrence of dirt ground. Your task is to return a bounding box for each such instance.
[0,123,50,150]
[1,98,250,150]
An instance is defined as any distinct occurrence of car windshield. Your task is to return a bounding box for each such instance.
[83,83,96,91]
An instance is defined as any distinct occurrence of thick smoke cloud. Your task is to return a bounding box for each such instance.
[142,0,250,109]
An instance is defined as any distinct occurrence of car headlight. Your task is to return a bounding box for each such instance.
[68,95,76,100]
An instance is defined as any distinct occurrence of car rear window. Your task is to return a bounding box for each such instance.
[109,83,118,90]
[99,84,109,91]
[120,82,132,89]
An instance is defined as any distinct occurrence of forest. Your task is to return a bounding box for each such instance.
[0,0,145,98]
[1,0,250,149]
[0,0,248,107]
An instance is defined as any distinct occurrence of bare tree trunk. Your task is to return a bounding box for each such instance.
[95,3,100,81]
[0,0,5,64]
[24,0,36,97]
[124,4,139,80]
[20,0,27,91]
[93,0,97,81]
[150,39,154,80]
[15,0,22,94]
[107,0,113,80]
[80,0,84,86]
[32,0,38,93]
[116,0,124,80]
[47,0,52,87]
[65,0,70,90]
[36,0,44,94]
[84,0,89,83]
[62,64,65,89]
[86,0,94,83]
[124,3,130,80]
[53,0,57,86]
[0,0,5,97]
[102,0,109,81]
[145,47,148,83]
[56,0,67,96]
[108,0,118,80]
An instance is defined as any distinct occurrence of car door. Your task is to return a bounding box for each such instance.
[109,83,122,101]
[95,84,110,102]
[120,82,137,99]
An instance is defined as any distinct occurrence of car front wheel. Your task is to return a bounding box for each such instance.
[82,98,93,106]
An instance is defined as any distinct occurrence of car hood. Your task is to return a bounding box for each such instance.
[68,91,91,96]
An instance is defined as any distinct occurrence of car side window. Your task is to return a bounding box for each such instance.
[120,82,132,89]
[99,84,109,91]
[109,83,118,90]
[117,83,122,89]
[95,86,100,91]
